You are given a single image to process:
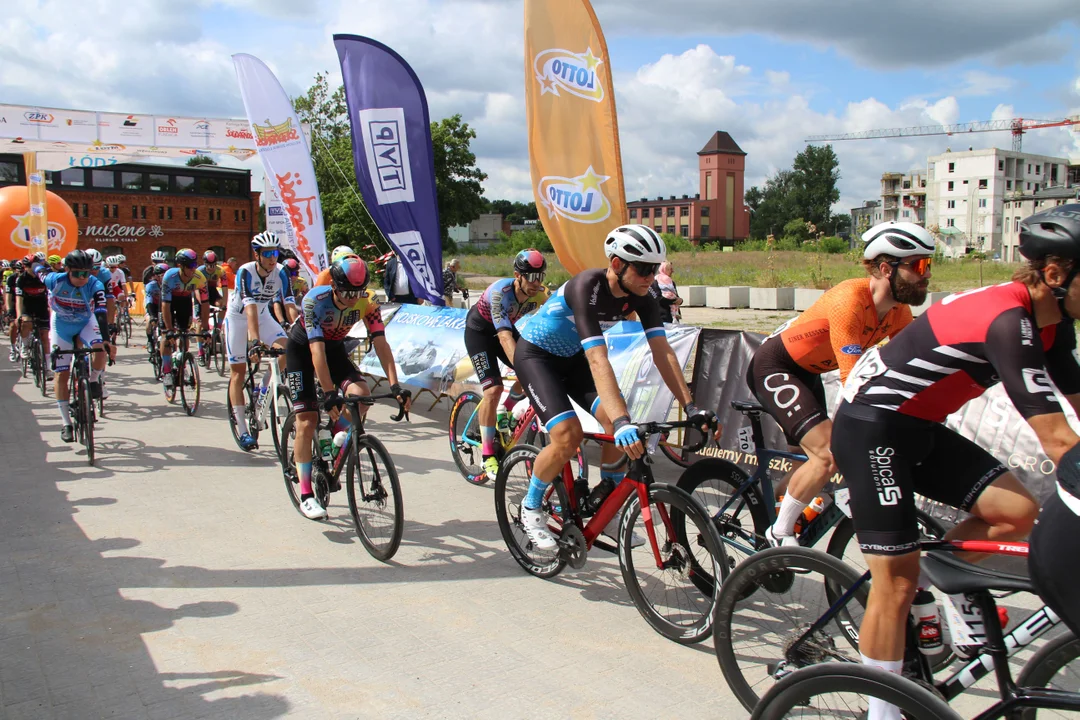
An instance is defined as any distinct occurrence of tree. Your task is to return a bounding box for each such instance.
[186,156,217,167]
[431,114,487,247]
[791,144,841,234]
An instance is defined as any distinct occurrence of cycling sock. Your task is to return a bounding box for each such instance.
[298,461,313,496]
[162,355,172,374]
[91,368,102,383]
[600,469,625,485]
[523,474,548,511]
[501,395,516,413]
[233,407,249,436]
[480,425,496,456]
[774,495,809,537]
[860,654,903,720]
[57,400,71,426]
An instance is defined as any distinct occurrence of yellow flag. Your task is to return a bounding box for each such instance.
[525,0,626,275]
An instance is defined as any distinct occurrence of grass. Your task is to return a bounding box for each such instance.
[460,251,1017,292]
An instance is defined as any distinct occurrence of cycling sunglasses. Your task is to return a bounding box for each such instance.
[522,271,545,283]
[895,257,932,275]
[69,270,90,279]
[259,249,280,259]
[337,288,366,299]
[629,261,660,278]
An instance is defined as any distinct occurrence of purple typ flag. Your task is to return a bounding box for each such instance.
[334,34,445,304]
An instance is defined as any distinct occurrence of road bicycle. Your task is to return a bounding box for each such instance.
[494,417,726,644]
[163,331,206,416]
[146,316,162,380]
[20,316,49,398]
[279,391,410,562]
[116,296,133,348]
[675,399,945,595]
[202,308,226,376]
[448,388,587,486]
[227,343,290,456]
[51,345,103,466]
[714,541,1076,714]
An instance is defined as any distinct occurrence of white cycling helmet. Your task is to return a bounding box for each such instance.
[116,254,126,263]
[150,250,167,263]
[86,248,102,266]
[603,224,667,264]
[251,231,281,250]
[862,221,935,260]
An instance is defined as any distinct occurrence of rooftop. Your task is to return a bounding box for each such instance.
[697,131,746,156]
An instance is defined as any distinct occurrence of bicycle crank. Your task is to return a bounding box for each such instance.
[559,525,588,569]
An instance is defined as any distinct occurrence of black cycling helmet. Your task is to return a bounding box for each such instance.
[514,249,547,275]
[64,249,94,270]
[1019,204,1080,260]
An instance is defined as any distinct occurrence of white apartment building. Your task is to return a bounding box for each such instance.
[880,171,927,225]
[925,148,1071,259]
[1001,185,1080,261]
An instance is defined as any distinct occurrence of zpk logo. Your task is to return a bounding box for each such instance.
[537,166,612,225]
[533,47,605,102]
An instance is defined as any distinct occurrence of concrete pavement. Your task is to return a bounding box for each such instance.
[0,341,739,719]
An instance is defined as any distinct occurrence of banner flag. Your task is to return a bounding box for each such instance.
[524,0,626,275]
[232,54,329,279]
[334,35,444,305]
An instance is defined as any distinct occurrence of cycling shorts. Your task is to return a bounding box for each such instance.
[464,323,517,389]
[145,302,159,321]
[21,298,49,324]
[284,339,365,414]
[1029,490,1080,637]
[747,337,827,445]
[514,339,600,431]
[831,402,1007,556]
[223,309,285,365]
[206,286,222,305]
[50,315,102,372]
[170,301,193,333]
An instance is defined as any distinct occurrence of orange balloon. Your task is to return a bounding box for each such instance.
[0,185,79,260]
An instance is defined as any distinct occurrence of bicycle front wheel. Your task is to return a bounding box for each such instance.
[226,382,256,449]
[620,482,726,644]
[1017,631,1080,720]
[751,663,960,720]
[179,353,200,416]
[214,331,226,377]
[78,375,95,466]
[122,316,131,347]
[346,434,404,562]
[269,386,291,459]
[449,391,484,483]
[36,341,48,398]
[278,411,303,511]
[714,546,870,712]
[494,444,568,578]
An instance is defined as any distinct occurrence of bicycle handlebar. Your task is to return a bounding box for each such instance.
[325,390,412,423]
[588,417,719,455]
[248,342,286,359]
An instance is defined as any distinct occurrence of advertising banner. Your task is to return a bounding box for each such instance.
[524,0,626,274]
[233,53,329,280]
[334,35,444,305]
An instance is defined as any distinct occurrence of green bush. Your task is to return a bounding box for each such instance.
[661,232,694,253]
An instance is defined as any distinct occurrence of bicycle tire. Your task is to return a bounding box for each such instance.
[494,444,568,579]
[714,546,870,712]
[279,412,303,510]
[658,428,694,468]
[122,317,131,348]
[214,330,226,377]
[449,391,485,483]
[346,433,404,562]
[675,458,769,598]
[751,662,961,720]
[1017,632,1080,720]
[79,374,95,466]
[269,386,291,460]
[620,482,726,644]
[35,340,48,398]
[180,352,200,416]
[226,382,256,450]
[20,340,29,379]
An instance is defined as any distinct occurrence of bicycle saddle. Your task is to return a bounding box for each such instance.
[731,400,765,414]
[921,551,1032,595]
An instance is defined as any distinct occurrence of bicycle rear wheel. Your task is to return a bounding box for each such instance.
[620,482,726,644]
[269,386,291,460]
[1017,632,1080,720]
[226,381,257,450]
[449,391,485,483]
[494,444,568,578]
[214,330,226,377]
[122,316,131,347]
[78,374,95,466]
[279,412,303,511]
[751,663,960,720]
[35,340,48,397]
[179,352,200,416]
[714,546,870,712]
[346,434,404,562]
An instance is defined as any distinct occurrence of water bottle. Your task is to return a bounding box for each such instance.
[317,426,334,462]
[332,430,349,450]
[574,478,591,516]
[511,398,530,424]
[800,496,828,527]
[585,477,617,515]
[496,406,510,434]
[910,589,944,656]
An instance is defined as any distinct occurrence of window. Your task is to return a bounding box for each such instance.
[1007,180,1013,190]
[196,178,221,195]
[60,168,85,187]
[112,204,118,218]
[103,204,111,219]
[131,205,138,220]
[193,207,198,220]
[241,209,246,221]
[1035,165,1041,175]
[167,207,173,220]
[978,198,987,208]
[175,175,195,193]
[947,181,954,191]
[667,206,675,216]
[121,172,143,191]
[73,204,79,218]
[700,207,709,217]
[681,207,689,216]
[902,210,910,218]
[1027,182,1031,190]
[92,170,115,188]
[158,206,165,220]
[1035,183,1040,192]
[978,179,987,189]
[149,174,169,192]
[234,209,240,222]
[947,200,956,209]
[101,245,123,260]
[0,160,18,182]
[902,180,911,189]
[948,162,955,173]
[629,208,637,219]
[1015,218,1021,232]
[680,226,689,237]
[946,218,955,227]
[81,203,88,217]
[185,207,191,220]
[1028,164,1032,174]
[998,160,1005,171]
[222,179,240,196]
[666,224,674,234]
[140,206,146,219]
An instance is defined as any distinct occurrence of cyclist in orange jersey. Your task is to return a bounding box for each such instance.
[747,221,935,546]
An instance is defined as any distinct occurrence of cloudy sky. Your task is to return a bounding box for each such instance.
[3,0,1079,214]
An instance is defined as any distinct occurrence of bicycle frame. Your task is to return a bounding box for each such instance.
[248,352,286,431]
[459,397,536,454]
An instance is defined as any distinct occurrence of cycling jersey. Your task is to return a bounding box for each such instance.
[228,262,293,314]
[119,266,132,282]
[775,278,913,382]
[291,275,309,298]
[469,278,550,333]
[107,268,126,297]
[144,280,162,305]
[518,268,665,357]
[15,271,49,322]
[198,264,225,288]
[35,268,107,325]
[160,267,208,304]
[290,284,384,344]
[4,271,19,308]
[843,281,1080,422]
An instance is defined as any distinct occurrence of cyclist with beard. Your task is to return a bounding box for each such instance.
[749,221,935,547]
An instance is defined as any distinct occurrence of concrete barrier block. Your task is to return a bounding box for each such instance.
[706,286,750,309]
[750,287,795,310]
[910,290,952,316]
[794,288,825,312]
[684,285,707,307]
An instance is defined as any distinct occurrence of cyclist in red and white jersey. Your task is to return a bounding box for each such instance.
[834,204,1080,719]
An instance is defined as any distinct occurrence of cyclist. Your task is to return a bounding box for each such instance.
[159,249,209,393]
[285,257,408,519]
[225,232,298,451]
[143,250,169,285]
[34,250,108,442]
[6,260,23,360]
[116,254,134,297]
[15,251,51,377]
[85,249,118,328]
[465,249,550,480]
[513,224,715,548]
[47,255,63,273]
[831,204,1080,719]
[197,250,228,311]
[284,258,309,303]
[144,264,167,347]
[752,221,933,547]
[313,245,359,287]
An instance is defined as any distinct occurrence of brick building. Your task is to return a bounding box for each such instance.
[626,131,750,245]
[0,155,260,268]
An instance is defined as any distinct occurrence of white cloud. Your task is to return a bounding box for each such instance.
[956,70,1016,97]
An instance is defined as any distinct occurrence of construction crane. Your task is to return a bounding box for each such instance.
[806,117,1080,152]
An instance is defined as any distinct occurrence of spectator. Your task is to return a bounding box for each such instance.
[442,258,465,307]
[383,252,418,304]
[652,260,682,323]
[222,256,239,292]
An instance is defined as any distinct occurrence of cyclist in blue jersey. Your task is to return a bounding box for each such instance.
[514,225,715,548]
[159,249,209,393]
[85,249,118,356]
[464,249,550,480]
[33,250,108,443]
[143,264,166,346]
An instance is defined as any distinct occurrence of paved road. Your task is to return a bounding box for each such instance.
[0,341,738,719]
